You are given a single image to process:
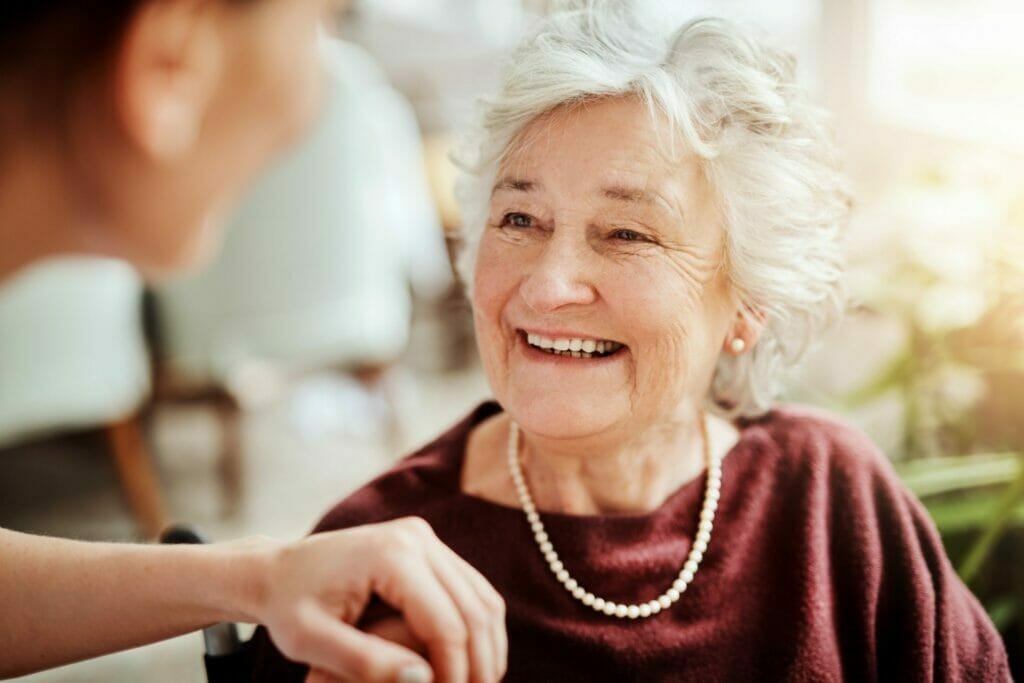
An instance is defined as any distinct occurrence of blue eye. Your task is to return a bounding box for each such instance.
[502,213,533,228]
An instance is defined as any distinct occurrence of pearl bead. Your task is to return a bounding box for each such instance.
[507,418,720,621]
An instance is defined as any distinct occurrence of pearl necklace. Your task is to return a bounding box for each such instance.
[506,416,721,619]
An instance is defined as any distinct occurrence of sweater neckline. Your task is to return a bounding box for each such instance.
[436,401,765,527]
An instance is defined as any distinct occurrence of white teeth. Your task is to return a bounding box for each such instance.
[524,333,623,358]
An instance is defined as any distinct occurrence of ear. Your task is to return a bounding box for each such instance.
[722,303,766,356]
[113,0,223,161]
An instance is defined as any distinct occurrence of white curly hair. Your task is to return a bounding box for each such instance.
[453,0,851,418]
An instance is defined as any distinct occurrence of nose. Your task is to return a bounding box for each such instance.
[519,232,598,314]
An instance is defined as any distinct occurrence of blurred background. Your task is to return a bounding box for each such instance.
[1,0,1021,679]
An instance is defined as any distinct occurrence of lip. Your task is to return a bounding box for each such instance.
[517,327,625,345]
[514,329,627,363]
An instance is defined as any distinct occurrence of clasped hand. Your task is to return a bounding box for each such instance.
[257,517,507,683]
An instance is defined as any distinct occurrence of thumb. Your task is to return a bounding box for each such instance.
[296,608,434,683]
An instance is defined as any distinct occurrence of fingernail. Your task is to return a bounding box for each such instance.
[396,664,432,683]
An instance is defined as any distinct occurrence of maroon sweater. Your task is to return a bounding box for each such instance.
[250,402,1011,681]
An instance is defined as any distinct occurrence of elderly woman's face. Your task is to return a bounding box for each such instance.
[473,97,737,440]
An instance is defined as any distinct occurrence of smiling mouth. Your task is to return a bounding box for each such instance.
[523,331,626,359]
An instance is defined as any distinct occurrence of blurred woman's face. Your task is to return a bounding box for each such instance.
[77,0,337,274]
[472,97,738,442]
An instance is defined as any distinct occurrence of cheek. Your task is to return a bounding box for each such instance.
[264,42,322,146]
[471,238,517,358]
[472,235,518,322]
[239,4,324,145]
[616,265,719,404]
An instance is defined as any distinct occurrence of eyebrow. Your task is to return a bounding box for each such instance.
[491,178,678,217]
[492,177,537,193]
[601,184,660,206]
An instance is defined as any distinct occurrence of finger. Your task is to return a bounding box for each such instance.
[291,606,434,683]
[437,550,506,682]
[365,616,428,654]
[373,520,471,683]
[424,544,506,683]
[306,669,343,683]
[440,551,507,683]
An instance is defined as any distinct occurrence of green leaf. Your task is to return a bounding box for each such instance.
[958,460,1024,586]
[895,452,1021,498]
[984,595,1020,633]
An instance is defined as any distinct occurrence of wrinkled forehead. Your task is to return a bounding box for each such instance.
[492,97,714,225]
[495,97,704,196]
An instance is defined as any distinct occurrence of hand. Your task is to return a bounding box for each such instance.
[255,517,507,683]
[305,616,427,683]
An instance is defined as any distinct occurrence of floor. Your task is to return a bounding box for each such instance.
[1,367,492,683]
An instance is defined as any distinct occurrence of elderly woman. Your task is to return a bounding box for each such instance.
[251,4,1010,681]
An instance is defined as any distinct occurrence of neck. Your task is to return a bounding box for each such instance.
[516,406,712,515]
[0,135,109,282]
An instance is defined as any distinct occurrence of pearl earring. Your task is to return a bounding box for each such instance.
[729,338,746,354]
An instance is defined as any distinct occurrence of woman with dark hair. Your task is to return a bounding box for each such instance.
[0,3,505,682]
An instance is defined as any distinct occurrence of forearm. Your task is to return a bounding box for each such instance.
[0,527,276,678]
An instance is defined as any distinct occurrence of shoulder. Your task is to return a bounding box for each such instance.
[742,404,939,578]
[311,401,503,533]
[738,402,896,490]
[743,412,1011,678]
[733,403,923,545]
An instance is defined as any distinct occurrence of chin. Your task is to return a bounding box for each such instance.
[506,392,624,441]
[133,214,227,281]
